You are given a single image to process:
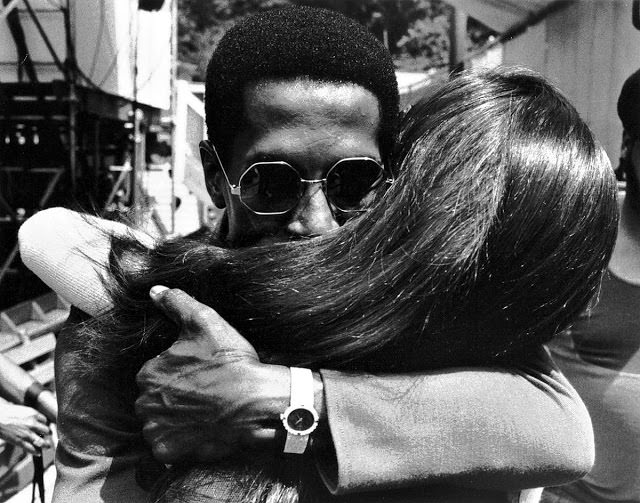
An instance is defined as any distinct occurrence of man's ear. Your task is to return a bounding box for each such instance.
[200,140,226,209]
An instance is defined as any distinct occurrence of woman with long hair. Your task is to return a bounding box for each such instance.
[22,67,618,502]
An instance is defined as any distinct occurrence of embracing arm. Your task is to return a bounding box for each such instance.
[317,347,594,494]
[20,210,159,501]
[137,291,594,496]
[18,207,154,315]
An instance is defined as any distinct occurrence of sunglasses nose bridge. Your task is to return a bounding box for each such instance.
[298,177,330,204]
[299,177,327,186]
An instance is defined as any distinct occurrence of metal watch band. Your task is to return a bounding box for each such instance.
[283,429,311,454]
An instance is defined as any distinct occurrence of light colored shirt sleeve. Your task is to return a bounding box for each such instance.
[18,207,154,316]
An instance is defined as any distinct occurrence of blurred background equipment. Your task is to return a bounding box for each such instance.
[0,0,176,310]
[0,310,60,424]
[0,2,176,499]
[0,291,64,501]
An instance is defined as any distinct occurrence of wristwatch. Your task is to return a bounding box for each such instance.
[280,367,319,454]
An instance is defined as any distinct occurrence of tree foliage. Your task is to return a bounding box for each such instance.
[177,0,494,80]
[178,0,292,79]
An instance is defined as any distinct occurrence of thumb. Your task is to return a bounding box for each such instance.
[149,286,257,356]
[149,286,198,328]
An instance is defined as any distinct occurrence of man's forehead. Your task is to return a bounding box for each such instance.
[242,78,381,129]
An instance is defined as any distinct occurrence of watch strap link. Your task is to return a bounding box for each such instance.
[283,429,311,454]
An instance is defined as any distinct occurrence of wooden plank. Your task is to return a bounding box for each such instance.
[0,334,21,353]
[28,358,55,386]
[3,333,56,366]
[544,3,580,98]
[587,2,617,162]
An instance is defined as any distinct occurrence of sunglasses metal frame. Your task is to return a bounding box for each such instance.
[212,145,393,215]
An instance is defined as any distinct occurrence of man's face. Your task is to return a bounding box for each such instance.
[204,79,382,246]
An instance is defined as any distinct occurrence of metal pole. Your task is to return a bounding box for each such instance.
[448,7,467,74]
[169,0,178,234]
[62,1,78,191]
[132,109,145,213]
[0,0,22,24]
[22,0,66,75]
[93,118,101,199]
[131,8,140,213]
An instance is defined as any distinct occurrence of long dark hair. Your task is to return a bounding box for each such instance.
[69,67,617,502]
[73,67,617,382]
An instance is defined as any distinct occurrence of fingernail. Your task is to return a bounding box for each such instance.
[150,285,169,299]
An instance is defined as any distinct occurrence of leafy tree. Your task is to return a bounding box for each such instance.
[178,0,292,80]
[177,0,494,78]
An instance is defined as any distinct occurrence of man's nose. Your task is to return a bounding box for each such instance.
[286,182,339,237]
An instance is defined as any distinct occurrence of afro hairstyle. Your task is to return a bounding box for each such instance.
[205,6,399,165]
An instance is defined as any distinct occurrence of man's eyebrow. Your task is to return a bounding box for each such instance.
[242,152,290,165]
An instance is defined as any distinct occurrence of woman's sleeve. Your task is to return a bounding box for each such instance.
[317,346,594,495]
[18,207,154,315]
[53,307,156,503]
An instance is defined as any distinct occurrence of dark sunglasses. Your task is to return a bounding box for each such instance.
[215,151,392,215]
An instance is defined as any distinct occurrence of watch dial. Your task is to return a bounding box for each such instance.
[287,408,315,431]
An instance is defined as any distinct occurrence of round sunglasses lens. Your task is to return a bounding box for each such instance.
[239,163,301,214]
[326,159,385,210]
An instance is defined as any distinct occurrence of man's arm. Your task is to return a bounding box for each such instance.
[317,347,593,494]
[138,289,594,495]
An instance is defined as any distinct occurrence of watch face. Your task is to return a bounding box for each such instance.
[286,407,316,431]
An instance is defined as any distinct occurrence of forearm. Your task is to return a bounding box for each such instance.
[134,293,592,494]
[18,207,154,315]
[220,351,592,495]
[315,347,593,494]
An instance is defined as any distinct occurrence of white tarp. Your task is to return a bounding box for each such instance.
[0,0,172,110]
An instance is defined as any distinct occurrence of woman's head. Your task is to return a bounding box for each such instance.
[359,67,618,364]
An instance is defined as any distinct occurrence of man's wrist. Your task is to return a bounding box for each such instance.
[251,364,327,452]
